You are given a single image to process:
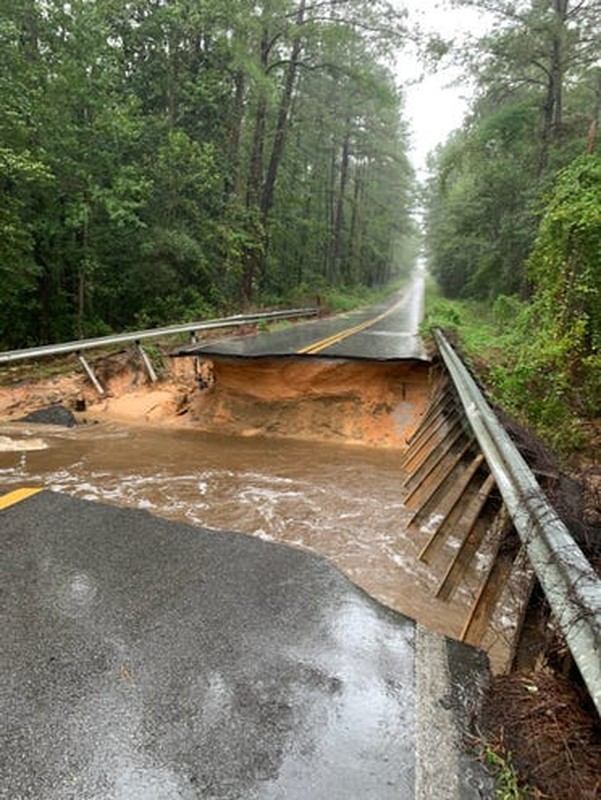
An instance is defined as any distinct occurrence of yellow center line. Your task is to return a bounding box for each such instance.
[297,296,404,355]
[0,487,43,511]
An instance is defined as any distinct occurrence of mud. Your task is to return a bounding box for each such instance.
[0,351,432,449]
[188,358,431,447]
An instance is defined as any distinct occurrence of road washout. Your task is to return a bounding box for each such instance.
[0,350,432,449]
[184,357,431,447]
[3,349,599,799]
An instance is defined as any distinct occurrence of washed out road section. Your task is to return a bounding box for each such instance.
[1,490,492,799]
[174,272,428,362]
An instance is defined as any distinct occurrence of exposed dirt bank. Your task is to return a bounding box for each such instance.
[188,357,430,446]
[0,350,431,448]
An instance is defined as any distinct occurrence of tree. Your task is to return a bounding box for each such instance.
[528,153,601,352]
[426,0,600,301]
[0,0,416,346]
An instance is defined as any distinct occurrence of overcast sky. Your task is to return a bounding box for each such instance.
[393,1,492,175]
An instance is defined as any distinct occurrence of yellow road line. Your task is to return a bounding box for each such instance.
[298,296,403,355]
[0,487,42,511]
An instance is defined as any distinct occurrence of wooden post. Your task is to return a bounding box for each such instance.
[136,342,158,383]
[77,353,105,396]
[191,331,201,378]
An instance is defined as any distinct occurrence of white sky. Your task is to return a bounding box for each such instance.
[393,0,492,176]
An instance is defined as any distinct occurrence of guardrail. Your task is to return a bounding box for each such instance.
[435,329,601,717]
[0,308,318,365]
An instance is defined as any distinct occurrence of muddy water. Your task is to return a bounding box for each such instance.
[0,420,483,642]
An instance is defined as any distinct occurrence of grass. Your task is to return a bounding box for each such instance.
[257,318,293,333]
[323,273,411,314]
[421,279,596,455]
[481,741,531,799]
[0,354,84,385]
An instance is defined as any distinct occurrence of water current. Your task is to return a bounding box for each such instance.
[0,420,478,641]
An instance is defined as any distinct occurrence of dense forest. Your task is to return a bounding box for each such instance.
[0,0,416,347]
[425,0,600,303]
[2,0,599,384]
[424,0,600,450]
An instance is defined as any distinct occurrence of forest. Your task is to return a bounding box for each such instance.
[1,0,599,374]
[424,0,600,451]
[1,0,416,347]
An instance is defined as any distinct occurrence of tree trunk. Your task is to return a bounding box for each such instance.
[225,70,246,198]
[586,69,601,154]
[324,140,338,282]
[242,29,271,301]
[348,164,363,284]
[332,126,351,282]
[540,0,569,167]
[260,0,306,220]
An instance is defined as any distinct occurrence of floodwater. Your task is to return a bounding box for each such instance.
[0,420,479,641]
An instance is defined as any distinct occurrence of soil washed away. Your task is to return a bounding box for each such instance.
[187,357,431,447]
[0,353,515,668]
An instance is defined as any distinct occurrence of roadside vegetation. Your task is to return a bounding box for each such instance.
[0,0,421,350]
[422,0,600,458]
[420,5,600,797]
[422,286,599,457]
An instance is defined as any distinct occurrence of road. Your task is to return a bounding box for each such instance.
[174,272,428,362]
[1,488,493,799]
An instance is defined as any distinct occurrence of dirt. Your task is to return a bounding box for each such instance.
[0,350,197,429]
[482,670,601,799]
[188,357,430,446]
[0,348,432,448]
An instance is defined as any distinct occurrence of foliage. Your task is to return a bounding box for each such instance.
[527,154,601,352]
[0,0,416,348]
[423,278,599,454]
[423,3,600,453]
[482,743,529,800]
[426,0,601,304]
[495,154,601,450]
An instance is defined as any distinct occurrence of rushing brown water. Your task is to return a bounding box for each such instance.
[0,419,482,642]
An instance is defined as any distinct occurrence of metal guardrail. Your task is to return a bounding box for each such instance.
[0,308,318,365]
[435,329,601,717]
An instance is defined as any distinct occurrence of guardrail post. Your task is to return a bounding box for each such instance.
[135,341,158,383]
[77,352,105,396]
[434,328,601,717]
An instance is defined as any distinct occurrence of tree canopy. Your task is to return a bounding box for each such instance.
[425,0,600,302]
[0,0,417,347]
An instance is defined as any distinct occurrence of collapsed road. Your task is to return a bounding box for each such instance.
[0,272,497,798]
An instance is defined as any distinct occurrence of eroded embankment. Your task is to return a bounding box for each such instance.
[0,352,432,447]
[186,357,431,447]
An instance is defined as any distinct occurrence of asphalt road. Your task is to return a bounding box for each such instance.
[174,272,428,362]
[1,489,493,799]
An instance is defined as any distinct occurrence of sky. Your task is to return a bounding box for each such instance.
[393,1,492,176]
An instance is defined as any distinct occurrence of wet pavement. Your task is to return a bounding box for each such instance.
[174,272,428,362]
[2,489,493,799]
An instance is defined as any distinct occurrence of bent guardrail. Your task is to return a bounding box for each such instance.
[435,328,601,716]
[0,308,318,365]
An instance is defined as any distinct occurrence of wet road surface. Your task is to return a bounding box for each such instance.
[174,272,428,362]
[0,423,484,643]
[2,489,493,799]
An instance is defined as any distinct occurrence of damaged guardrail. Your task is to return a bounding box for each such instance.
[435,328,601,717]
[0,308,318,365]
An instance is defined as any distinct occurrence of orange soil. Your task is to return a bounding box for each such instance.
[0,351,432,448]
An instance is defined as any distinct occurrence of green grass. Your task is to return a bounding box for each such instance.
[257,318,293,333]
[421,280,596,455]
[483,744,531,799]
[323,274,410,314]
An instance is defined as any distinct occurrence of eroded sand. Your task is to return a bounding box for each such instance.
[0,351,431,448]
